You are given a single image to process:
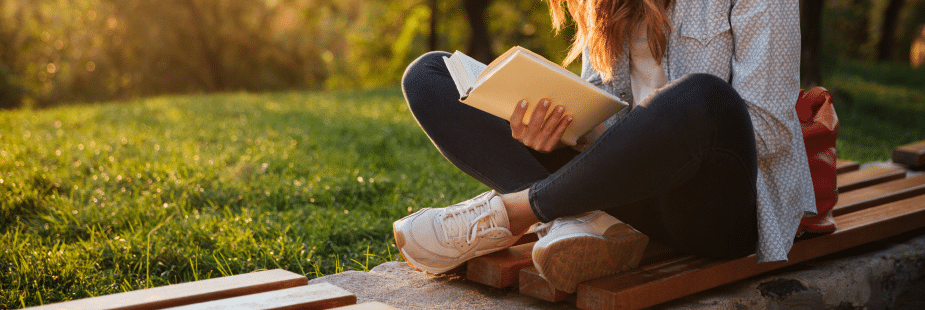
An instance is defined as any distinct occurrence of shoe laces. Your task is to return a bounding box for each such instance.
[441,191,501,244]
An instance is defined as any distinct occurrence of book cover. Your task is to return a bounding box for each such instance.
[444,46,627,146]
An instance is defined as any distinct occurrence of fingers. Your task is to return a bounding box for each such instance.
[526,99,551,138]
[541,114,572,152]
[510,99,528,139]
[539,105,565,139]
[510,98,573,153]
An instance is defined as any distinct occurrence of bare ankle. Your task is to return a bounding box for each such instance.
[501,190,540,235]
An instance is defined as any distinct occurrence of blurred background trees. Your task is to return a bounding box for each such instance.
[0,0,922,109]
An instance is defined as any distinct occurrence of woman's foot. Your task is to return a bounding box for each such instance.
[393,191,522,273]
[532,211,649,293]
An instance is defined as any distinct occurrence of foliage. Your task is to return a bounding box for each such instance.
[0,0,579,109]
[823,0,925,63]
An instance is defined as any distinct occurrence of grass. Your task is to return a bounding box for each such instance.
[1,60,923,308]
[0,88,487,308]
[824,59,925,162]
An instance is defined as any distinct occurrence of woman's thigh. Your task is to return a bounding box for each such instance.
[609,148,758,259]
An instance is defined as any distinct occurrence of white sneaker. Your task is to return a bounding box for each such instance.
[532,211,648,293]
[393,190,521,273]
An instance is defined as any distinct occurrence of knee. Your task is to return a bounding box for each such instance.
[672,73,748,123]
[401,51,453,93]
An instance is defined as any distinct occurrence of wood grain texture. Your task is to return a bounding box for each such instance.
[466,242,535,288]
[25,269,308,310]
[834,174,925,216]
[161,283,355,310]
[836,166,906,192]
[893,140,925,168]
[836,159,859,174]
[575,194,925,310]
[518,266,569,302]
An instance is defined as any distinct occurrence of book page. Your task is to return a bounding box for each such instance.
[442,56,469,98]
[454,51,487,91]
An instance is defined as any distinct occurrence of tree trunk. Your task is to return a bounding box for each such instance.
[463,0,494,63]
[429,0,438,51]
[800,0,824,88]
[877,0,906,62]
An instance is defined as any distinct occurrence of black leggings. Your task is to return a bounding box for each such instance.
[401,51,759,259]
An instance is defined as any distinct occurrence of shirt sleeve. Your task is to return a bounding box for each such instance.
[729,0,802,158]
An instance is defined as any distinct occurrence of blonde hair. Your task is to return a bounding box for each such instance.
[548,0,673,81]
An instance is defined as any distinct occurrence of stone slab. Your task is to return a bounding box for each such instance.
[310,231,925,310]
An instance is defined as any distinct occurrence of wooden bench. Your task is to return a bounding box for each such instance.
[465,140,925,309]
[893,140,925,169]
[22,269,399,310]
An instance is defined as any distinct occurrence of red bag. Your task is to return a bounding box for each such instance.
[795,87,839,236]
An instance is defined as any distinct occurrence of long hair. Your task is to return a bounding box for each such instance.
[548,0,673,81]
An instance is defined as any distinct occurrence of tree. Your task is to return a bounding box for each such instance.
[801,0,825,88]
[463,0,495,62]
[877,0,907,62]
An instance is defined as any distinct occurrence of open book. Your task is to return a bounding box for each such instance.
[443,46,627,146]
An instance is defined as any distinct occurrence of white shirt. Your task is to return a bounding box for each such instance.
[629,27,668,105]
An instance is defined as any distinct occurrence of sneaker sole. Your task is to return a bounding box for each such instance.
[532,223,648,293]
[393,221,520,274]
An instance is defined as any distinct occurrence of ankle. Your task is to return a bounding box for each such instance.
[500,190,539,235]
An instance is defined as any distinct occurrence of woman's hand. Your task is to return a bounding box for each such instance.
[510,98,573,153]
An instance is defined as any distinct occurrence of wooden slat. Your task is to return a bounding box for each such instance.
[513,232,539,246]
[467,242,535,288]
[162,283,355,310]
[836,159,860,174]
[575,194,925,310]
[834,174,925,216]
[836,166,906,192]
[519,267,569,302]
[330,302,401,310]
[25,269,307,310]
[893,140,925,168]
[517,240,679,301]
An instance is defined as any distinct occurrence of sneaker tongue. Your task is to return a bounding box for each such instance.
[482,196,510,230]
[439,196,511,243]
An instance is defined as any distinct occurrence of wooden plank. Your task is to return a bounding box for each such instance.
[467,242,535,288]
[517,240,679,301]
[575,194,925,310]
[513,232,539,246]
[893,140,925,168]
[162,283,355,310]
[519,266,570,302]
[834,174,925,216]
[836,159,860,174]
[836,166,906,192]
[330,302,401,310]
[25,269,308,310]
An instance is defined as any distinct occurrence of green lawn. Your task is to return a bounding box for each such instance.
[2,60,923,308]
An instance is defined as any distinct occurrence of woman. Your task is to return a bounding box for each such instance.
[393,0,816,293]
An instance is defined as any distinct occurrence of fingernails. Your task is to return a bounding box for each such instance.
[567,116,573,122]
[543,100,549,107]
[557,106,563,112]
[520,100,527,108]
